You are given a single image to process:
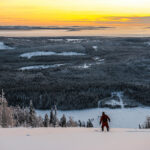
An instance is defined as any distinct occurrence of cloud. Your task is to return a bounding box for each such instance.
[95,16,150,25]
[0,26,113,31]
[1,16,150,27]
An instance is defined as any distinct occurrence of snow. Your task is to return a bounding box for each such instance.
[36,107,150,128]
[98,92,125,108]
[92,46,98,51]
[0,42,13,50]
[75,57,104,69]
[66,39,84,42]
[116,92,124,108]
[105,100,121,106]
[20,51,85,59]
[77,63,92,69]
[0,128,150,150]
[48,39,63,42]
[93,56,104,64]
[107,92,124,108]
[19,64,64,70]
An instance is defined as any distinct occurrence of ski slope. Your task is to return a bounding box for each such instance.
[0,128,150,150]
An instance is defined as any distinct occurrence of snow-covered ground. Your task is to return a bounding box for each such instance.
[19,64,64,70]
[36,107,150,128]
[20,51,85,59]
[74,57,104,69]
[0,42,13,50]
[0,128,150,150]
[76,63,92,69]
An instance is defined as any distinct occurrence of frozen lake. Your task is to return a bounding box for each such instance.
[36,107,150,128]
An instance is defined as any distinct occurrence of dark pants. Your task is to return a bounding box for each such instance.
[102,122,109,131]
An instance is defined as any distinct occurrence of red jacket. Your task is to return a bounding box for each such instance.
[100,114,110,124]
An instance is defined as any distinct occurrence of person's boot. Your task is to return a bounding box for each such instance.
[107,127,109,132]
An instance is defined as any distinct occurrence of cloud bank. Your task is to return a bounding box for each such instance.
[0,26,113,31]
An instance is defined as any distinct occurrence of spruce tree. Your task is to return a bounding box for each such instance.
[49,108,54,125]
[86,119,93,128]
[53,105,58,127]
[44,114,49,127]
[0,89,14,127]
[60,114,66,127]
[29,100,36,127]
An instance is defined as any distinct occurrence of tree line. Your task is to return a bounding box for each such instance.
[0,90,93,128]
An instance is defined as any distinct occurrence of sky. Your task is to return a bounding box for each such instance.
[0,0,150,27]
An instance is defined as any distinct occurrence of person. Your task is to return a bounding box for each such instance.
[100,112,110,131]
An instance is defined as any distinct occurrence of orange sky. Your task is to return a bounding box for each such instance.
[0,0,150,26]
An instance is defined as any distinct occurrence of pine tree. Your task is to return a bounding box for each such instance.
[29,100,36,127]
[78,120,82,127]
[60,114,66,127]
[53,105,58,127]
[1,100,8,127]
[0,89,14,127]
[49,108,54,125]
[44,114,49,127]
[86,119,93,128]
[54,105,57,116]
[67,117,78,127]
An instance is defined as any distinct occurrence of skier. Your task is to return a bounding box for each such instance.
[100,112,110,131]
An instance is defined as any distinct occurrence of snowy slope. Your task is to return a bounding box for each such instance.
[0,128,150,150]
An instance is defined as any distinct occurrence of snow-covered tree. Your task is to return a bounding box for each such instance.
[50,105,59,127]
[60,114,66,127]
[44,114,49,127]
[53,105,57,127]
[0,89,14,127]
[144,117,150,128]
[86,119,93,128]
[67,117,78,127]
[78,120,82,127]
[29,100,36,127]
[49,108,54,125]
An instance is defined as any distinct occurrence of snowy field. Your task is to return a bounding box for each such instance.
[36,107,150,128]
[0,128,150,150]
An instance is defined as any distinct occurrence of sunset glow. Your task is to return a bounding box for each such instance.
[1,0,150,26]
